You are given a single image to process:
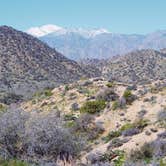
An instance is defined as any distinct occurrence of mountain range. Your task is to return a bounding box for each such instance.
[27,24,166,60]
[0,25,166,101]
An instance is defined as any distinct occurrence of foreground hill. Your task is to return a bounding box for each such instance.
[0,26,93,98]
[19,77,166,165]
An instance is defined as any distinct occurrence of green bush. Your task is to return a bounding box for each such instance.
[113,150,126,166]
[64,85,70,91]
[112,101,120,110]
[106,82,115,88]
[0,104,7,112]
[120,123,134,132]
[123,90,132,99]
[123,90,136,104]
[80,100,106,114]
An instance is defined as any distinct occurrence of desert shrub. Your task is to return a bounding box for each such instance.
[80,100,106,114]
[64,85,70,91]
[104,120,148,142]
[0,109,84,164]
[123,90,136,104]
[96,87,119,102]
[157,109,166,128]
[120,123,134,131]
[24,112,84,163]
[112,101,120,110]
[86,150,125,165]
[129,143,153,162]
[106,82,115,88]
[122,128,140,137]
[43,88,53,97]
[0,109,29,158]
[0,104,7,113]
[123,90,132,98]
[113,150,126,166]
[74,114,104,140]
[134,119,149,130]
[0,93,23,105]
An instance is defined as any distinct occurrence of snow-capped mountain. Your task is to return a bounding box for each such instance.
[27,24,64,37]
[27,25,166,60]
[27,24,110,38]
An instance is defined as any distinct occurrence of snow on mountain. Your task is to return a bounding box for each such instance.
[27,24,64,37]
[27,24,110,38]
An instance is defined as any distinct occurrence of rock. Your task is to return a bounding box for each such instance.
[145,130,151,136]
[150,128,158,133]
[119,112,125,116]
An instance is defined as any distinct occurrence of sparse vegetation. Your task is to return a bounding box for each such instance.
[104,119,149,142]
[0,158,28,166]
[0,109,84,165]
[123,90,136,104]
[0,93,23,105]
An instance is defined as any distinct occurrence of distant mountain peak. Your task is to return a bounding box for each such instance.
[27,24,64,37]
[26,24,111,38]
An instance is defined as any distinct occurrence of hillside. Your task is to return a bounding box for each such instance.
[19,77,166,165]
[101,49,166,84]
[0,26,93,99]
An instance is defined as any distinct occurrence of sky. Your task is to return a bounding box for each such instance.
[0,0,166,34]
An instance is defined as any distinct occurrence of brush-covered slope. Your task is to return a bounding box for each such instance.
[0,26,92,97]
[104,49,166,84]
[20,77,166,165]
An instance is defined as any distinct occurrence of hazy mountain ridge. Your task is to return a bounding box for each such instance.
[32,25,166,60]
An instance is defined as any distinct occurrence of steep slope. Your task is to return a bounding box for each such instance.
[0,26,91,97]
[104,49,166,84]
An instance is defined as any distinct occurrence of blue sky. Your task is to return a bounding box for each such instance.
[0,0,166,34]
